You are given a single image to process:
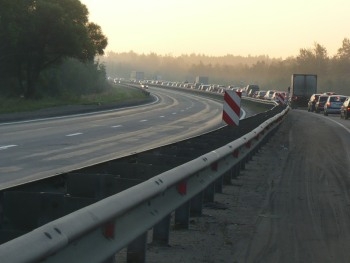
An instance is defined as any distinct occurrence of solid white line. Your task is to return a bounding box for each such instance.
[326,117,350,134]
[0,145,17,150]
[66,133,83,137]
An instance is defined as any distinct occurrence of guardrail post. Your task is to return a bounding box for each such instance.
[175,201,190,229]
[190,192,203,216]
[215,176,224,193]
[240,160,246,170]
[127,232,147,263]
[223,170,232,185]
[233,164,240,178]
[152,214,171,245]
[204,182,215,202]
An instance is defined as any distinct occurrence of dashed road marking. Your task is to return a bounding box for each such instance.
[0,145,17,150]
[66,133,83,137]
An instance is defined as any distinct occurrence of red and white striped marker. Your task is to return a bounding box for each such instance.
[222,90,241,126]
[275,93,286,105]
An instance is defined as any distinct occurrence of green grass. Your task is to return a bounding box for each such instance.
[0,85,149,114]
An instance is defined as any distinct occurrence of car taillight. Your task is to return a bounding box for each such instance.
[347,106,350,111]
[326,102,330,106]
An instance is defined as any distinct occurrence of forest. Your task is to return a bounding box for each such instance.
[103,40,350,95]
[1,1,349,99]
[0,0,107,99]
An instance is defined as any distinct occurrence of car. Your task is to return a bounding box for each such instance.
[323,95,347,115]
[264,90,276,100]
[256,90,267,99]
[340,97,350,119]
[315,95,329,113]
[307,94,321,112]
[246,85,260,97]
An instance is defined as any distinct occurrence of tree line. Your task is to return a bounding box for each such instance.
[103,40,350,95]
[0,0,108,99]
[1,0,349,99]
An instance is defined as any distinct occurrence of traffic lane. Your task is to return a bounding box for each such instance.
[244,110,350,262]
[0,89,224,189]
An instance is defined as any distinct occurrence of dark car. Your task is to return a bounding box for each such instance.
[315,95,329,113]
[340,97,350,119]
[324,95,347,116]
[307,94,321,112]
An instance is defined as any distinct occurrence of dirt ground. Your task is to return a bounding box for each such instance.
[115,114,290,263]
[116,110,350,263]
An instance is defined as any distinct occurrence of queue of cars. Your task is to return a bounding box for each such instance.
[307,92,350,119]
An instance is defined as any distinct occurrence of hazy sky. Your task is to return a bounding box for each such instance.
[80,0,349,58]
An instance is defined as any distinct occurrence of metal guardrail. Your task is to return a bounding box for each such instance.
[0,106,289,263]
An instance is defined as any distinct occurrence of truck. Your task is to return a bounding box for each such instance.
[289,74,317,108]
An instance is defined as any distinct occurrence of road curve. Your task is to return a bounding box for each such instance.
[0,87,224,190]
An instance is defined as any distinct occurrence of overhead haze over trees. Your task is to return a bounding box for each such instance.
[104,40,350,95]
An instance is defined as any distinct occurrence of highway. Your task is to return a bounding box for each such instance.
[0,87,227,190]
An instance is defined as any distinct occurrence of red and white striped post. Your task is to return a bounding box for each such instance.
[275,93,286,105]
[222,90,241,126]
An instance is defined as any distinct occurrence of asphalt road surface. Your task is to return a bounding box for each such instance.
[0,87,225,190]
[140,109,350,263]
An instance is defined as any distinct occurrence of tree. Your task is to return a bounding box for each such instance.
[0,0,108,98]
[336,38,350,60]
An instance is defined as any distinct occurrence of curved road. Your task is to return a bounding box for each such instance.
[0,87,225,190]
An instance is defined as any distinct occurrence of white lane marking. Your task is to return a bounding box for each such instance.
[140,120,148,122]
[0,145,17,150]
[112,125,123,128]
[327,118,350,134]
[172,112,177,115]
[66,133,83,137]
[159,116,165,118]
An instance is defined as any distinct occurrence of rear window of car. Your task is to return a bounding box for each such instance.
[319,96,328,101]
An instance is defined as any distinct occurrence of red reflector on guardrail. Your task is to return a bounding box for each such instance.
[177,181,187,195]
[103,222,115,239]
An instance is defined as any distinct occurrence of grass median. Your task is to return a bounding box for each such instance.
[0,84,150,114]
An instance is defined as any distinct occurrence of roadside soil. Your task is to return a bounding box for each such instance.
[116,110,350,263]
[115,112,290,263]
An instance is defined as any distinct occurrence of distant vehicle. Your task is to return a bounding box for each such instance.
[256,90,267,99]
[315,95,329,113]
[307,94,321,112]
[264,90,276,100]
[289,74,317,108]
[340,97,350,119]
[323,95,347,115]
[246,85,260,97]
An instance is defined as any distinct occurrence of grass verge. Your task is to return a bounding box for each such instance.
[0,85,149,114]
